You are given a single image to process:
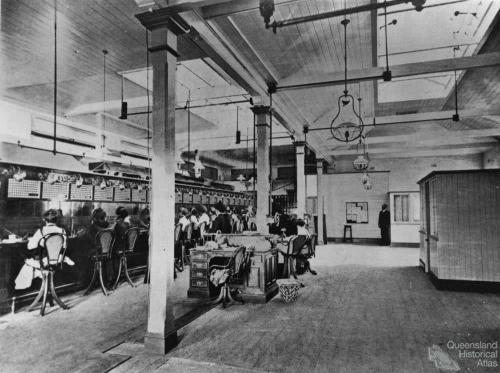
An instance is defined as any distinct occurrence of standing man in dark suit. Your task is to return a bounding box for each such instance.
[378,203,391,246]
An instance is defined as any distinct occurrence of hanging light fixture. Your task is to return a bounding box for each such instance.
[330,15,364,143]
[361,172,372,190]
[452,44,460,122]
[381,0,394,82]
[235,106,241,144]
[353,98,369,171]
[119,74,128,120]
[353,144,369,171]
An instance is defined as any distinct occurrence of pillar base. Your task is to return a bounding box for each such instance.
[144,330,178,355]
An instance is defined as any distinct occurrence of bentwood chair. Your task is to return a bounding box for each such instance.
[113,227,140,289]
[209,246,249,308]
[277,235,308,279]
[84,228,115,296]
[27,233,69,316]
[295,235,317,276]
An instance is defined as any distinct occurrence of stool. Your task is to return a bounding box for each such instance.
[343,225,353,242]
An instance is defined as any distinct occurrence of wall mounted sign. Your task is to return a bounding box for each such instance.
[346,202,368,224]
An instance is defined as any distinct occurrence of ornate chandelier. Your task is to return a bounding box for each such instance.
[330,18,364,143]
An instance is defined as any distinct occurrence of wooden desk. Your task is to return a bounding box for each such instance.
[188,242,278,303]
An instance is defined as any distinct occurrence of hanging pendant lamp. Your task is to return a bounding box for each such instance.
[330,17,364,143]
[352,98,369,171]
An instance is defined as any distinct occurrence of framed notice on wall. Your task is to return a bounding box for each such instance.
[346,202,368,224]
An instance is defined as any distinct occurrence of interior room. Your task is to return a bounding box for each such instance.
[0,0,499,372]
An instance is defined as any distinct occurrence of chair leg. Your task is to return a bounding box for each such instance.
[221,286,227,308]
[28,277,46,312]
[211,285,226,305]
[282,257,289,278]
[226,287,244,305]
[290,258,298,280]
[98,262,110,296]
[49,272,69,310]
[306,261,317,275]
[113,256,124,290]
[84,262,98,295]
[40,273,49,316]
[123,256,136,287]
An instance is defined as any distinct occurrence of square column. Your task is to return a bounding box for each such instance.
[316,159,326,245]
[136,11,187,355]
[295,141,306,219]
[252,105,271,233]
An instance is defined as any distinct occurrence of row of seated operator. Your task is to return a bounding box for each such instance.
[175,201,257,237]
[15,207,149,290]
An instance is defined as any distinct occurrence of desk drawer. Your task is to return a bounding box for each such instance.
[191,261,208,270]
[191,268,208,279]
[190,279,208,288]
[191,252,208,261]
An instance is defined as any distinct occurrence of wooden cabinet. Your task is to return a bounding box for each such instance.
[418,170,500,282]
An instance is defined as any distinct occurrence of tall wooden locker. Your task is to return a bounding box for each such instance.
[418,170,500,282]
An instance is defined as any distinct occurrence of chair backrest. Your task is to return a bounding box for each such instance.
[125,227,140,253]
[291,235,308,256]
[39,233,66,268]
[174,223,182,243]
[96,228,115,257]
[230,246,247,276]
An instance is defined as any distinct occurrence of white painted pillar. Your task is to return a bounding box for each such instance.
[295,141,306,219]
[137,12,185,354]
[251,105,271,233]
[316,158,325,245]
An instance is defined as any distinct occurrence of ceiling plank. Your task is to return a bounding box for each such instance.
[278,52,500,91]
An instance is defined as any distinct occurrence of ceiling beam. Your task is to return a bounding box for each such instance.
[363,129,500,146]
[366,146,493,159]
[332,142,494,156]
[199,0,413,20]
[330,137,497,154]
[278,52,500,91]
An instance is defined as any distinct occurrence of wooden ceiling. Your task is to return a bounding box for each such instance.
[1,0,500,168]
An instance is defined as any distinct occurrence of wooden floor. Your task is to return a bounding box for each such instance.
[1,244,499,372]
[108,244,500,373]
